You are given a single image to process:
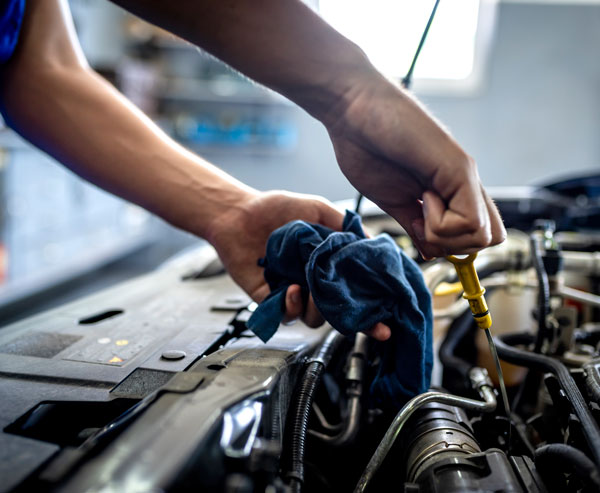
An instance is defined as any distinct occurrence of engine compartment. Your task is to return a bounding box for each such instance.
[1,176,600,492]
[301,224,600,493]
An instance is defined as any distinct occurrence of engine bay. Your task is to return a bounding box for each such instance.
[1,175,600,492]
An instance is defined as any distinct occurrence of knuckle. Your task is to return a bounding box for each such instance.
[465,214,487,234]
[472,229,492,249]
[461,154,478,175]
[493,226,508,245]
[426,218,448,237]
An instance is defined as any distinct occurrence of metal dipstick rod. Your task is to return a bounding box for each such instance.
[446,254,512,441]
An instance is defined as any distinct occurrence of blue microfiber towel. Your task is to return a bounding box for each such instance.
[247,210,433,409]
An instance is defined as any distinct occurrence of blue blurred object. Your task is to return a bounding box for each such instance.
[0,0,25,64]
[247,210,433,409]
[175,112,297,150]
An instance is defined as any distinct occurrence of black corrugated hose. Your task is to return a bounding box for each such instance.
[530,234,551,353]
[286,331,343,493]
[535,444,600,492]
[495,333,600,469]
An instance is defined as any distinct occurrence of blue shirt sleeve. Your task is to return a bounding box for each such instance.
[0,0,25,65]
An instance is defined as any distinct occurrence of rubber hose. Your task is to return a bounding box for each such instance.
[288,361,323,493]
[535,444,600,491]
[287,331,343,492]
[495,333,600,468]
[530,235,550,353]
[439,308,475,389]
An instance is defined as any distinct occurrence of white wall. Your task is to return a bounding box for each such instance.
[211,1,600,200]
[419,1,600,187]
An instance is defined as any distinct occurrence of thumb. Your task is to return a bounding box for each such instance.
[315,200,345,231]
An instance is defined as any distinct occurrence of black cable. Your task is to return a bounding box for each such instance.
[495,333,600,469]
[354,0,441,216]
[510,367,542,418]
[354,193,364,214]
[511,229,553,414]
[530,233,551,353]
[288,362,324,493]
[285,332,343,493]
[535,444,600,492]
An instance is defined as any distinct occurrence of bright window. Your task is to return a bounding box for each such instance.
[319,0,482,82]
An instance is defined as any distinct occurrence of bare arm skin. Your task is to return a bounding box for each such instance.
[112,0,506,258]
[0,0,391,340]
[0,0,253,240]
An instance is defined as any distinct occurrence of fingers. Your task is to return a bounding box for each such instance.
[364,322,391,341]
[276,191,344,231]
[385,200,444,260]
[314,198,345,231]
[303,293,325,327]
[283,285,324,328]
[423,190,489,247]
[420,185,505,256]
[283,285,392,342]
[251,284,271,304]
[424,190,486,238]
[480,184,507,246]
[282,284,303,323]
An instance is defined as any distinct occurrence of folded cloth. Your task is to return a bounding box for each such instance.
[247,210,433,409]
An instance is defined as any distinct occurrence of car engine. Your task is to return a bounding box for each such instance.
[1,174,599,492]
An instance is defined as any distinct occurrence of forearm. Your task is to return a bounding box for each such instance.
[111,0,380,125]
[0,63,255,239]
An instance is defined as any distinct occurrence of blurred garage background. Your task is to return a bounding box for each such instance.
[0,0,598,324]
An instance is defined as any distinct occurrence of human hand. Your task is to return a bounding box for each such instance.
[206,190,392,340]
[326,75,505,259]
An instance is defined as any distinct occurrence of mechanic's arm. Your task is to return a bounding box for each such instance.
[112,0,506,258]
[0,0,252,241]
[0,0,397,338]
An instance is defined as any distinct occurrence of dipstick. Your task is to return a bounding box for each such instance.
[446,253,512,448]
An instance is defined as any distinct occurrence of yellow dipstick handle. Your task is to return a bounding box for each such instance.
[445,253,492,330]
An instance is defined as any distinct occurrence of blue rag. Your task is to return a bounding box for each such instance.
[0,0,25,65]
[247,210,433,409]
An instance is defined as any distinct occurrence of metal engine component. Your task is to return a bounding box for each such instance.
[403,402,481,483]
[401,400,546,492]
[584,357,600,403]
[354,367,497,492]
[409,449,535,493]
